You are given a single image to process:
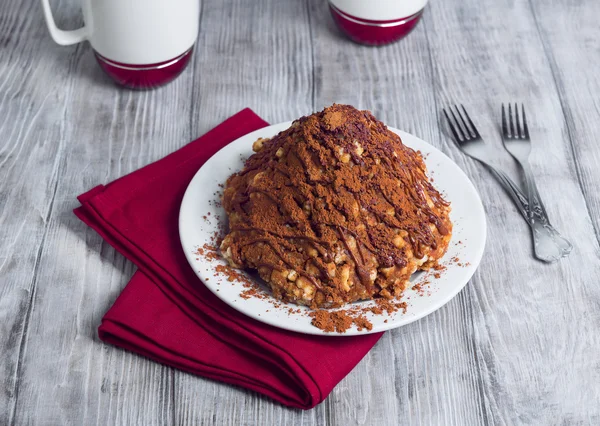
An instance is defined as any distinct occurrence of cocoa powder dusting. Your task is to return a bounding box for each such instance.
[353,315,373,331]
[197,239,413,333]
[374,299,407,314]
[240,287,259,300]
[219,104,452,308]
[310,310,354,333]
[310,309,368,333]
[202,243,221,261]
[309,298,409,333]
[214,264,255,286]
[194,215,453,333]
[191,105,460,332]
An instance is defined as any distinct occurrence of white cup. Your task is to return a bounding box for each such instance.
[41,0,200,88]
[329,0,427,22]
[329,0,428,45]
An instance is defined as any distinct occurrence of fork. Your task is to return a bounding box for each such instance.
[443,105,571,263]
[501,103,572,260]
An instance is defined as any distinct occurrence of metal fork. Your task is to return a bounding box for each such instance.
[501,104,572,260]
[443,105,571,263]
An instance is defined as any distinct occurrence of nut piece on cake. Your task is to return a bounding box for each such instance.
[220,104,452,308]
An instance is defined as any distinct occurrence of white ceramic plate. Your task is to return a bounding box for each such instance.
[179,122,486,336]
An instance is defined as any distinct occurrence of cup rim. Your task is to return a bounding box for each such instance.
[95,46,193,71]
[329,3,423,27]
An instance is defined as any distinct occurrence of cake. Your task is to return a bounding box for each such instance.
[220,104,452,308]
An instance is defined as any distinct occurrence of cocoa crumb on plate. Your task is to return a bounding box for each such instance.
[194,236,452,333]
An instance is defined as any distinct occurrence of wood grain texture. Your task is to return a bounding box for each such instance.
[527,0,600,243]
[1,0,599,424]
[0,2,84,423]
[2,1,187,424]
[421,0,600,423]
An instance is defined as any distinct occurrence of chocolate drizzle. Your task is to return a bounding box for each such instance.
[220,104,452,307]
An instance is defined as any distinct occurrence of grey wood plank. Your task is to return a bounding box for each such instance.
[188,0,315,129]
[4,3,194,421]
[0,1,86,423]
[8,85,183,424]
[421,0,600,423]
[527,0,600,243]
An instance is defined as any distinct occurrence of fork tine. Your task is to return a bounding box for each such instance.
[460,104,480,138]
[515,103,521,138]
[522,104,529,138]
[508,103,515,138]
[453,105,474,139]
[448,106,469,141]
[502,104,508,137]
[443,108,464,142]
[448,105,471,141]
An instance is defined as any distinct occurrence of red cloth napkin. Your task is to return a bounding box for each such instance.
[74,109,382,409]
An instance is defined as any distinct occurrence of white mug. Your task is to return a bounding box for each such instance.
[41,0,200,88]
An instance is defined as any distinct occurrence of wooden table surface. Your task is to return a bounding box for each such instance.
[2,0,600,424]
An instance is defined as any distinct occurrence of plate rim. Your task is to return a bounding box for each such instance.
[179,121,487,336]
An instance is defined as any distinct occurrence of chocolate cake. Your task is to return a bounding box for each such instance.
[220,104,452,308]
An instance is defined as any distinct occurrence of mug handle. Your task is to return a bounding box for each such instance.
[41,0,87,45]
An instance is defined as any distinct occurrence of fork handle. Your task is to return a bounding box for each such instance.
[530,220,574,262]
[521,164,573,261]
[488,167,530,220]
[486,165,572,262]
[522,163,545,220]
